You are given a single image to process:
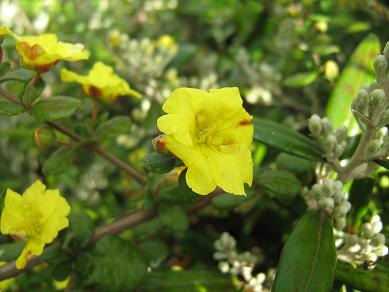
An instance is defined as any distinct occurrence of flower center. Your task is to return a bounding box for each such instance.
[22,203,43,238]
[195,111,215,144]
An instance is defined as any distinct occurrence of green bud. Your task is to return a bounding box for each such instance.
[374,55,387,79]
[321,117,332,134]
[367,139,382,155]
[319,197,334,211]
[333,190,345,203]
[308,114,322,135]
[379,109,389,125]
[371,233,385,247]
[33,126,56,148]
[311,184,322,198]
[361,223,374,239]
[322,179,334,196]
[335,217,346,230]
[369,89,386,116]
[323,134,337,151]
[352,89,369,113]
[335,126,348,142]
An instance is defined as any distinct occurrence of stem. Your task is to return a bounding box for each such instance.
[47,121,148,187]
[92,99,98,123]
[0,87,147,187]
[0,192,222,281]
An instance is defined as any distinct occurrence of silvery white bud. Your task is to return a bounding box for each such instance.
[308,114,322,135]
[365,252,378,263]
[322,179,334,196]
[361,223,374,238]
[375,245,389,257]
[323,134,337,150]
[321,117,332,134]
[312,184,323,198]
[352,89,369,112]
[346,234,359,246]
[369,89,385,110]
[335,126,348,142]
[218,261,230,273]
[333,180,343,191]
[333,202,351,217]
[374,55,388,79]
[371,233,385,247]
[333,190,345,203]
[371,219,383,234]
[335,217,346,230]
[367,139,382,155]
[319,197,334,211]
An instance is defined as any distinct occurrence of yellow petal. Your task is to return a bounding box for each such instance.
[0,189,27,235]
[15,239,44,269]
[166,137,216,194]
[23,180,46,199]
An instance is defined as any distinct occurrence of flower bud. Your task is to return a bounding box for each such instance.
[319,197,334,211]
[371,233,385,247]
[335,217,346,230]
[367,139,382,156]
[379,109,389,125]
[322,179,334,196]
[321,117,332,134]
[375,245,389,257]
[33,126,56,148]
[152,135,169,154]
[370,89,385,105]
[308,114,322,135]
[324,60,338,80]
[361,223,374,238]
[218,261,230,273]
[374,55,388,79]
[352,89,369,113]
[333,190,345,203]
[323,134,337,151]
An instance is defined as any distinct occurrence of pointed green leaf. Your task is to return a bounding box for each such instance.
[142,152,176,174]
[257,170,301,200]
[0,99,25,116]
[95,116,132,141]
[253,118,323,160]
[273,211,336,292]
[31,96,81,121]
[283,72,318,88]
[159,204,189,232]
[0,62,11,78]
[42,146,76,175]
[326,34,381,131]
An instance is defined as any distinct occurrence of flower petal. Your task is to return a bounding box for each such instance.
[0,189,27,235]
[15,239,44,269]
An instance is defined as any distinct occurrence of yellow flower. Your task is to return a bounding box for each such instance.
[157,87,253,195]
[0,26,89,72]
[0,180,71,269]
[61,62,141,102]
[155,35,177,53]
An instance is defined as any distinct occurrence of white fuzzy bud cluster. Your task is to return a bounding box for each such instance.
[366,127,389,159]
[308,114,347,159]
[214,232,273,292]
[351,43,389,131]
[336,215,388,266]
[301,179,350,230]
[110,34,178,84]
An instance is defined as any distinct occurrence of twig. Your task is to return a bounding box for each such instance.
[0,192,222,281]
[0,87,147,187]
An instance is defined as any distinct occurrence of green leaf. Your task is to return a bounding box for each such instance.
[85,236,147,291]
[64,212,94,250]
[139,240,169,267]
[42,146,76,175]
[212,193,249,210]
[374,159,389,170]
[142,152,176,174]
[159,204,189,232]
[95,116,132,141]
[0,62,11,78]
[141,270,233,290]
[31,96,81,121]
[273,211,336,292]
[0,241,24,261]
[325,34,381,131]
[283,72,318,88]
[335,261,389,292]
[0,99,25,116]
[275,153,314,174]
[0,69,34,83]
[257,170,301,200]
[22,78,45,104]
[253,117,323,160]
[53,260,73,281]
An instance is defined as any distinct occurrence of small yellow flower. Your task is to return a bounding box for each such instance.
[156,35,177,51]
[61,62,141,102]
[157,87,253,195]
[0,25,89,72]
[0,180,71,269]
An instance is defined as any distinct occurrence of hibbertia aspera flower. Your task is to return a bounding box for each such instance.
[0,180,70,269]
[0,26,89,72]
[157,87,253,195]
[61,62,141,102]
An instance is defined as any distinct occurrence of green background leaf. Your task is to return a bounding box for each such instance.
[31,96,81,121]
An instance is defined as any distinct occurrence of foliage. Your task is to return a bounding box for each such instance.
[0,0,388,291]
